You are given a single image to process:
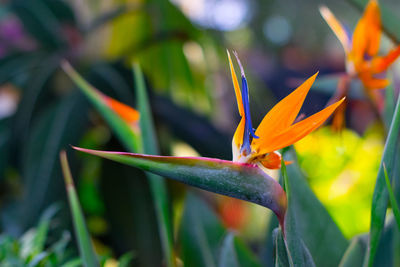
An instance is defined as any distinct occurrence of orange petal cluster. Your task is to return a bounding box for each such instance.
[228,52,344,169]
[320,0,400,89]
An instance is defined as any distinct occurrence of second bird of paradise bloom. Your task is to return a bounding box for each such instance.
[320,0,400,90]
[227,51,345,169]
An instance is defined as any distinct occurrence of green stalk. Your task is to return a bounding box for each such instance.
[383,164,400,231]
[60,151,99,267]
[133,63,176,267]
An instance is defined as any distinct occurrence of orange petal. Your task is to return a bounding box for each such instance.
[103,96,140,125]
[232,116,245,154]
[259,151,282,169]
[254,72,318,145]
[360,74,389,89]
[256,98,345,155]
[353,0,381,58]
[319,6,351,52]
[227,50,244,116]
[331,100,347,131]
[372,45,400,73]
[364,0,381,57]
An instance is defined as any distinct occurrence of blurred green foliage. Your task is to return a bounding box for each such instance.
[0,205,81,267]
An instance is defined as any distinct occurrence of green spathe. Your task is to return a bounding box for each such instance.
[73,147,287,225]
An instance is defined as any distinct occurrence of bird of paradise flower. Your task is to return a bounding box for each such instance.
[320,0,400,90]
[72,52,344,230]
[227,51,344,169]
[320,0,400,128]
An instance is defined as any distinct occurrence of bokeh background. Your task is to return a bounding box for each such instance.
[0,0,399,265]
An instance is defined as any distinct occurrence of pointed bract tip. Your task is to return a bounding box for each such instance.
[311,71,319,80]
[60,60,73,73]
[336,97,346,107]
[233,51,246,77]
[319,5,329,15]
[226,49,233,62]
[305,71,319,86]
[59,150,74,187]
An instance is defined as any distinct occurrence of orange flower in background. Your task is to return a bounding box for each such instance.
[103,96,140,126]
[228,51,345,169]
[320,0,400,90]
[61,60,141,133]
[219,197,248,230]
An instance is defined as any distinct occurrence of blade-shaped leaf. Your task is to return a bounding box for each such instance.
[283,149,348,267]
[0,118,11,182]
[60,151,99,267]
[364,85,400,267]
[33,204,60,255]
[383,77,395,131]
[261,212,279,266]
[281,160,316,267]
[338,235,367,267]
[100,158,163,266]
[73,147,287,222]
[218,232,261,267]
[180,192,226,267]
[370,219,397,267]
[383,165,400,231]
[134,63,176,267]
[219,233,240,267]
[61,61,140,152]
[18,92,88,232]
[273,228,290,267]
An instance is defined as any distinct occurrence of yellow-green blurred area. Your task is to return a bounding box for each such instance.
[295,126,384,238]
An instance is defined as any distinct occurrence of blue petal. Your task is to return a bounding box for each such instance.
[233,51,258,154]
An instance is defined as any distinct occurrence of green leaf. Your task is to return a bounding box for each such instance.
[261,213,279,266]
[61,61,140,152]
[281,160,316,267]
[370,220,397,267]
[19,92,89,231]
[219,233,239,267]
[284,150,348,267]
[134,63,158,155]
[383,165,400,231]
[11,0,66,48]
[60,259,83,267]
[33,204,60,254]
[60,151,99,267]
[134,63,176,267]
[118,252,135,267]
[383,78,395,131]
[73,147,287,223]
[13,55,59,152]
[180,192,225,267]
[100,159,163,266]
[338,235,367,267]
[218,232,261,267]
[364,85,400,267]
[0,118,11,181]
[273,228,290,267]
